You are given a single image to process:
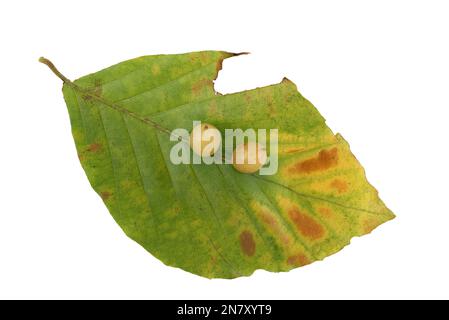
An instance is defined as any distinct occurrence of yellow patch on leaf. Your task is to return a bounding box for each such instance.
[151,64,161,76]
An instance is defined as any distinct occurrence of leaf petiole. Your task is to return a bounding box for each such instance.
[39,57,72,84]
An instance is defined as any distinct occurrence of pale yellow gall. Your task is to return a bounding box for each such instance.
[232,142,267,174]
[190,123,221,157]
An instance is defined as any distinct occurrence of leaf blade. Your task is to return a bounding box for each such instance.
[56,51,395,278]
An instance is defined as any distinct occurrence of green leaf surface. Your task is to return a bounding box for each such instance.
[41,51,394,278]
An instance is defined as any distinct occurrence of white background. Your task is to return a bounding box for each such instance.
[1,0,448,300]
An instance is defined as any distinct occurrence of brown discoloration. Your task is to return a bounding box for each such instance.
[189,54,199,64]
[287,254,311,267]
[100,191,112,201]
[93,79,103,97]
[93,86,102,96]
[288,208,325,240]
[86,79,103,97]
[259,210,291,245]
[82,94,93,101]
[362,217,381,233]
[172,205,182,215]
[281,77,294,85]
[215,59,224,73]
[209,254,218,268]
[239,231,256,257]
[260,211,276,227]
[289,148,338,174]
[207,101,220,119]
[87,143,102,153]
[78,153,86,162]
[191,79,211,95]
[318,207,334,219]
[199,51,209,63]
[267,101,276,117]
[285,148,304,154]
[330,179,349,193]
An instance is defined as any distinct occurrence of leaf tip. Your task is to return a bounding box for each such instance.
[233,51,250,56]
[280,77,298,90]
[223,51,250,58]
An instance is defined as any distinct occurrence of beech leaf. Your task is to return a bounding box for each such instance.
[40,52,395,278]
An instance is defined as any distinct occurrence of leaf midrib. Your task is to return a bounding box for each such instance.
[69,79,391,219]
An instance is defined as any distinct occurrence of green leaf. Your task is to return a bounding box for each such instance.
[40,52,395,278]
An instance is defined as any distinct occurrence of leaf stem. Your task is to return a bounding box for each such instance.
[39,57,72,84]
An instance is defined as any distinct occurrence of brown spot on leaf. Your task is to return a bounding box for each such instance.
[84,79,103,97]
[330,179,349,193]
[287,254,311,267]
[87,143,102,153]
[288,208,325,240]
[199,51,209,63]
[259,210,291,245]
[318,207,334,219]
[191,79,211,95]
[285,148,304,154]
[207,101,219,118]
[362,217,381,233]
[259,211,276,227]
[78,153,85,162]
[216,59,224,73]
[189,54,199,63]
[209,254,218,267]
[289,148,338,174]
[100,191,112,201]
[239,231,256,257]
